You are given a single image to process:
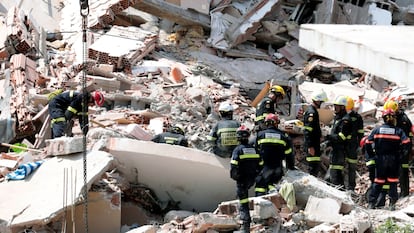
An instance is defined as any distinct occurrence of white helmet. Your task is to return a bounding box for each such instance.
[311,89,328,102]
[218,102,233,112]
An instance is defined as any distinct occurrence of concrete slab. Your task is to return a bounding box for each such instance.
[106,138,236,212]
[0,151,114,229]
[299,24,414,88]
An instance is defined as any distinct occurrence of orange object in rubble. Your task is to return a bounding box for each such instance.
[170,66,183,83]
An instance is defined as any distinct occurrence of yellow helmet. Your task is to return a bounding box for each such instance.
[269,85,285,97]
[346,96,355,111]
[333,95,348,106]
[383,100,398,112]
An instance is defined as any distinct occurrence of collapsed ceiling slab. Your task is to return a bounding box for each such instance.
[0,151,114,230]
[298,24,414,89]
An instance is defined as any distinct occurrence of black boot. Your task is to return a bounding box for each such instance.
[240,221,250,233]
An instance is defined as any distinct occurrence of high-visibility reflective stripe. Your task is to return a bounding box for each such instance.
[285,148,292,154]
[258,138,286,146]
[374,178,386,184]
[382,184,390,190]
[303,126,313,132]
[358,129,364,133]
[206,136,216,141]
[402,164,409,168]
[346,135,352,140]
[387,177,399,183]
[255,115,265,121]
[51,117,66,127]
[402,138,410,144]
[165,137,178,144]
[77,112,88,116]
[410,132,413,137]
[346,158,358,164]
[217,128,237,134]
[69,90,74,98]
[255,187,266,193]
[259,161,264,166]
[306,156,321,162]
[240,154,260,160]
[68,106,78,114]
[268,184,275,191]
[366,160,376,166]
[329,165,344,170]
[374,134,400,140]
[239,198,249,204]
[366,140,374,144]
[338,133,346,140]
[230,160,238,165]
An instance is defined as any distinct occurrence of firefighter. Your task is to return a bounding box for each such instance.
[254,113,295,196]
[365,109,410,210]
[151,124,188,147]
[325,95,352,187]
[303,89,328,177]
[255,85,285,131]
[48,90,104,138]
[394,97,413,197]
[230,125,263,233]
[207,102,240,158]
[345,96,364,191]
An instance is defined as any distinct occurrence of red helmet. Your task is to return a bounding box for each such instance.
[236,125,250,139]
[93,91,104,106]
[359,135,368,148]
[264,113,280,125]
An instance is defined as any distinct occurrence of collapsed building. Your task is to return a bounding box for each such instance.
[1,0,414,232]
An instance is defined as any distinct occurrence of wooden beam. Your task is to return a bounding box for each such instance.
[133,0,211,29]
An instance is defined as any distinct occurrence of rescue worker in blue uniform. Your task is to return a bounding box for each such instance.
[365,108,410,210]
[151,124,188,147]
[303,89,328,177]
[254,113,295,196]
[325,95,352,187]
[48,90,104,138]
[230,125,263,233]
[393,97,413,197]
[255,85,285,131]
[345,96,364,191]
[207,102,240,157]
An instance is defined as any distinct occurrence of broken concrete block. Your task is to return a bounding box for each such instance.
[339,209,371,233]
[45,136,84,156]
[252,197,280,220]
[125,225,156,233]
[304,195,342,226]
[308,223,337,233]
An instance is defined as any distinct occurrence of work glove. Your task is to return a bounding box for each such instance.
[230,167,240,181]
[64,110,74,121]
[64,120,74,137]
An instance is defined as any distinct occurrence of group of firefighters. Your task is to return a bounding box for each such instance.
[48,86,413,232]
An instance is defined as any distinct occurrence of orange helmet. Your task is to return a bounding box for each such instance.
[93,91,105,106]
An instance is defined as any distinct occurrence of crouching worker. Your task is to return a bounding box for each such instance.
[48,90,104,138]
[254,113,295,197]
[151,124,188,147]
[230,125,263,233]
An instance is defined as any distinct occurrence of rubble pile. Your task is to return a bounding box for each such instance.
[1,0,414,233]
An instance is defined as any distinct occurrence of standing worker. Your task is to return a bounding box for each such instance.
[254,113,295,196]
[365,109,410,210]
[255,85,285,131]
[395,96,413,197]
[48,90,104,138]
[345,96,364,191]
[303,89,328,177]
[230,125,263,233]
[325,95,352,187]
[151,124,188,147]
[207,102,240,158]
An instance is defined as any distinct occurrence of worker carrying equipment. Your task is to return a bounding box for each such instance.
[48,90,105,138]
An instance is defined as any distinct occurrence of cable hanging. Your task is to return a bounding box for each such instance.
[80,0,89,233]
